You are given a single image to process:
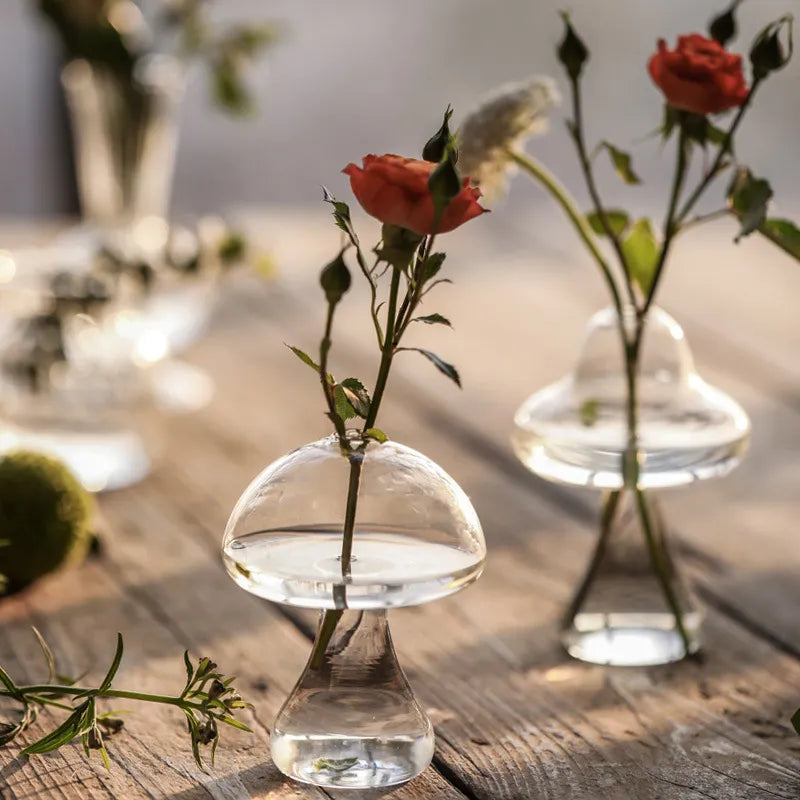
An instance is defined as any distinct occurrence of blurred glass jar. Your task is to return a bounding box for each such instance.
[62,54,184,234]
[60,53,223,363]
[0,257,155,492]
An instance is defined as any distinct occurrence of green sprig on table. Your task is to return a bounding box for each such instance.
[0,629,252,770]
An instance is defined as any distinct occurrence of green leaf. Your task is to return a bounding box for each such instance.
[313,757,359,772]
[600,142,641,185]
[319,249,351,305]
[406,349,461,388]
[364,428,389,444]
[557,12,589,80]
[421,252,446,282]
[31,628,57,684]
[621,218,659,295]
[340,378,371,417]
[322,188,357,239]
[586,210,630,238]
[413,313,452,327]
[183,651,194,690]
[579,399,600,427]
[98,634,124,693]
[792,707,800,736]
[286,345,321,373]
[727,167,773,241]
[212,57,253,116]
[218,232,246,264]
[758,218,800,260]
[333,385,359,421]
[0,664,20,698]
[22,701,91,755]
[218,715,253,733]
[333,379,371,420]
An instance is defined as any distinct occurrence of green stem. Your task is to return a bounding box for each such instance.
[319,303,347,442]
[568,77,638,312]
[339,455,363,575]
[309,266,403,671]
[562,489,621,630]
[364,266,402,431]
[623,327,692,656]
[674,81,761,227]
[640,125,689,318]
[0,686,206,711]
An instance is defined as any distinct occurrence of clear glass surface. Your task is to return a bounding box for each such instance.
[222,433,486,609]
[62,55,183,228]
[561,489,703,666]
[271,609,434,788]
[512,307,750,489]
[0,273,153,492]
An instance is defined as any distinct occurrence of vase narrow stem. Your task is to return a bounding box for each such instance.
[271,609,434,788]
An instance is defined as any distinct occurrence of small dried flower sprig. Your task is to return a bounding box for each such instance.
[0,628,252,770]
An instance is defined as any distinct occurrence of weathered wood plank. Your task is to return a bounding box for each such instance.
[144,296,800,798]
[2,211,799,799]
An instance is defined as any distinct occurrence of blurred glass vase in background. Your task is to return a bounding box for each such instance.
[62,55,184,244]
[0,255,153,492]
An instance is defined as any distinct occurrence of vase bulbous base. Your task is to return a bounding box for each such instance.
[271,610,434,789]
[561,610,702,667]
[560,488,703,667]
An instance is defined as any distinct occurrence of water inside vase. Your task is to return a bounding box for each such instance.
[223,526,483,609]
[560,489,703,666]
[270,687,434,788]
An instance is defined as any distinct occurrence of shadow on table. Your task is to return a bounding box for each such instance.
[160,760,424,800]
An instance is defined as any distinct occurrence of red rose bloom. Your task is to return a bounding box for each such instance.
[648,34,749,115]
[343,154,487,235]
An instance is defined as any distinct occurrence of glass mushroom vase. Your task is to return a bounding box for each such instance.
[512,307,749,666]
[222,431,486,788]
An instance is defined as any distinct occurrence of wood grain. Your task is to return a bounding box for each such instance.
[1,213,799,799]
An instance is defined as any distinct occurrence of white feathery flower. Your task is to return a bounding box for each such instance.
[458,77,561,201]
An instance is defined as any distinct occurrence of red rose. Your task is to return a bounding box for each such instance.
[343,154,487,235]
[648,34,748,115]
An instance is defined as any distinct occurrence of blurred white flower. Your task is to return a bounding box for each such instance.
[458,77,561,201]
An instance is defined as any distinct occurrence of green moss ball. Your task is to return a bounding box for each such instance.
[0,451,93,593]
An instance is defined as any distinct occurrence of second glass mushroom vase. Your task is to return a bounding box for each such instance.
[222,432,486,788]
[512,307,750,666]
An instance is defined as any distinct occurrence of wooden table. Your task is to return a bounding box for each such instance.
[1,209,799,798]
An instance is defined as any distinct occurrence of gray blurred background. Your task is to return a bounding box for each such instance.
[1,0,798,219]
